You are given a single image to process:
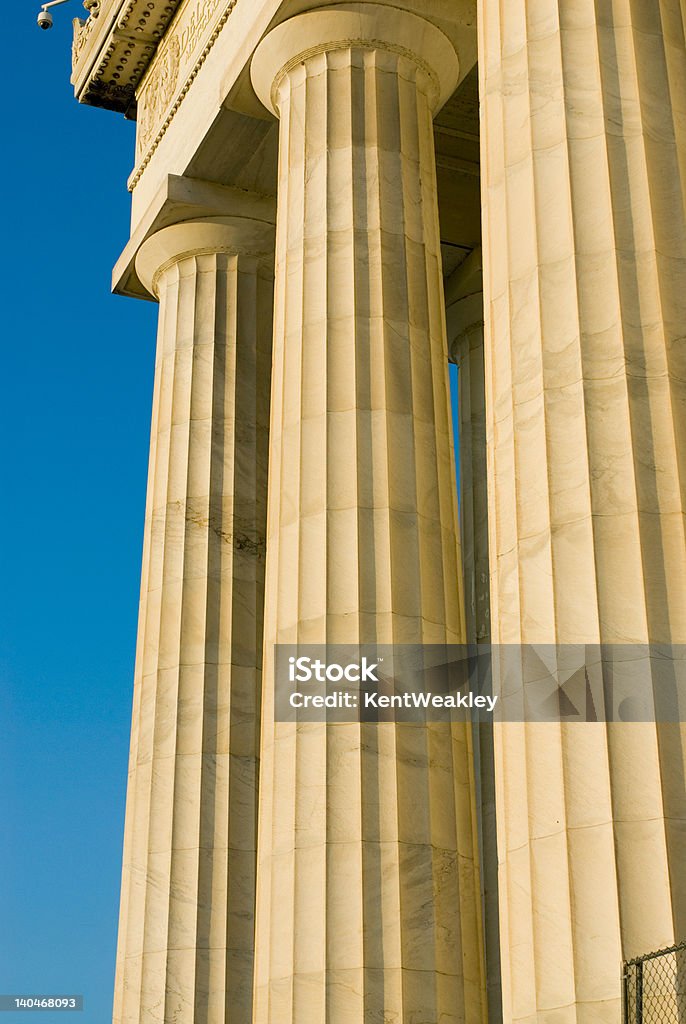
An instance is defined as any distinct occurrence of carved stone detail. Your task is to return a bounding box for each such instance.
[136,33,180,151]
[72,2,100,66]
[71,0,185,116]
[135,0,225,159]
[128,0,239,190]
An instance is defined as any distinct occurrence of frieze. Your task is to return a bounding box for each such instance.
[135,0,226,158]
[129,1,241,190]
[72,2,100,66]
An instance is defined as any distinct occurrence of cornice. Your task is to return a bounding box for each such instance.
[71,0,185,116]
[70,0,242,187]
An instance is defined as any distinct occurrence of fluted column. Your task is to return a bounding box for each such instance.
[446,248,490,646]
[446,249,501,1024]
[251,7,486,1023]
[479,1,686,1021]
[112,216,274,1024]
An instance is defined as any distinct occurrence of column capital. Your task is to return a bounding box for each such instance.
[135,216,276,298]
[445,247,483,363]
[113,198,273,1024]
[447,295,484,364]
[251,2,459,117]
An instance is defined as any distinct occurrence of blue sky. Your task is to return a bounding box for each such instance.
[1,6,156,1022]
[1,7,461,1022]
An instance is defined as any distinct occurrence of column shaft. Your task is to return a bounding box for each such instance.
[479,1,686,1020]
[446,252,501,1024]
[457,334,490,643]
[112,218,274,1024]
[447,251,491,646]
[251,7,486,1023]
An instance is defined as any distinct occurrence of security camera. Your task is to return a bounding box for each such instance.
[36,1,73,31]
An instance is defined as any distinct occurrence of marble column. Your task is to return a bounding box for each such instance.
[112,216,274,1024]
[446,249,501,1024]
[479,1,686,1021]
[250,6,486,1023]
[446,248,490,646]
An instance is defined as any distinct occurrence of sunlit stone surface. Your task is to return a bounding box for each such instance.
[479,1,686,1020]
[69,1,686,1021]
[112,218,274,1024]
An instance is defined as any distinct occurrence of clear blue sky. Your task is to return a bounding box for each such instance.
[1,7,156,1022]
[1,8,461,1023]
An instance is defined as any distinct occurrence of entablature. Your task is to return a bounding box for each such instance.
[73,1,481,288]
[71,0,185,116]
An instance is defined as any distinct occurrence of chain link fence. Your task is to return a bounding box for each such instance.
[623,942,686,1024]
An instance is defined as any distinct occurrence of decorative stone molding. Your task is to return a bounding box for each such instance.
[134,0,235,163]
[72,1,100,66]
[251,3,459,117]
[71,0,185,116]
[112,174,277,298]
[112,213,275,1024]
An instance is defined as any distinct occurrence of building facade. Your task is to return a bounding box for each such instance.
[69,1,686,1021]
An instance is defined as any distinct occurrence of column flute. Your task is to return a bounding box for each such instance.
[112,216,274,1024]
[479,1,686,1020]
[251,7,486,1023]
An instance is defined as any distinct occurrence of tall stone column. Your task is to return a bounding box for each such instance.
[446,249,501,1024]
[479,1,686,1021]
[251,7,486,1023]
[446,248,490,646]
[112,217,274,1024]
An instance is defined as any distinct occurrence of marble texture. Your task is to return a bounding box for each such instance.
[250,6,487,1023]
[67,4,686,1023]
[445,249,501,1024]
[478,1,686,1020]
[446,248,490,648]
[112,216,274,1024]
